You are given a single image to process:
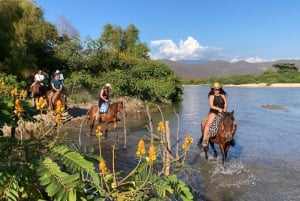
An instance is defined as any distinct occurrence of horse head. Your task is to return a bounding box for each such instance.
[220,110,235,142]
[116,101,125,116]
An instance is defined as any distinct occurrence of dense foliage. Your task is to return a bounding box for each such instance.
[0,0,182,103]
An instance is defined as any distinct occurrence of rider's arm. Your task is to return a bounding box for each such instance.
[222,95,228,112]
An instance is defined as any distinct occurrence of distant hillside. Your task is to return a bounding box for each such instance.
[160,59,300,78]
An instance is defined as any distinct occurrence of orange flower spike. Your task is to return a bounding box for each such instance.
[146,144,156,164]
[99,160,108,175]
[15,99,21,107]
[182,135,194,151]
[20,90,27,99]
[1,81,6,89]
[157,121,164,133]
[96,125,103,137]
[136,139,146,157]
[11,87,18,96]
[55,114,61,123]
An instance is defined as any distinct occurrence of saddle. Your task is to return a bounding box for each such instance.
[99,102,109,114]
[201,113,223,137]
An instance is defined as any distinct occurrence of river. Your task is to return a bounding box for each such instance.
[68,85,300,201]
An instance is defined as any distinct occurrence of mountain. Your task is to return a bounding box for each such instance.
[160,59,300,78]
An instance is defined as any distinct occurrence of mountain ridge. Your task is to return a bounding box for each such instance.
[160,59,300,78]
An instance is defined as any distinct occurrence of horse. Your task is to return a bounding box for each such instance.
[87,101,124,137]
[45,90,67,112]
[29,81,46,107]
[198,111,237,164]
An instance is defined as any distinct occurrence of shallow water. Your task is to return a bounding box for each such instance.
[68,86,300,201]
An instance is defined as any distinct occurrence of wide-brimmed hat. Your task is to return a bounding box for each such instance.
[105,83,112,89]
[211,82,222,89]
[55,70,60,74]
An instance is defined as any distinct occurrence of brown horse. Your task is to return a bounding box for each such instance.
[29,81,46,107]
[45,90,67,112]
[87,101,124,137]
[198,111,237,164]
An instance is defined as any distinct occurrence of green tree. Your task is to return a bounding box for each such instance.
[272,63,298,73]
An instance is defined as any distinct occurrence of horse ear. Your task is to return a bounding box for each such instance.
[231,110,234,116]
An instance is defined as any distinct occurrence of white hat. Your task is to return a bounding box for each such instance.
[105,83,112,89]
[55,70,60,74]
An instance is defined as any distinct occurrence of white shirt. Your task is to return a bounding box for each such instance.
[34,73,45,82]
[59,73,64,82]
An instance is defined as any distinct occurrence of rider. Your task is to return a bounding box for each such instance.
[99,83,112,113]
[30,70,45,97]
[55,70,64,84]
[202,82,228,147]
[48,72,63,110]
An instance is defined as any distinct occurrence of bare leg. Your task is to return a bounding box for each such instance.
[202,113,216,147]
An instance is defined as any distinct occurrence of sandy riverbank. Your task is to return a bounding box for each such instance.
[225,83,300,88]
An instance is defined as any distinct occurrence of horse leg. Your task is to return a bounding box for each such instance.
[210,142,218,158]
[204,146,209,160]
[89,118,95,136]
[104,123,108,138]
[113,121,119,148]
[224,144,231,161]
[219,144,226,164]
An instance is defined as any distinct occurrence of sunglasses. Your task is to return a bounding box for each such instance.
[214,89,220,91]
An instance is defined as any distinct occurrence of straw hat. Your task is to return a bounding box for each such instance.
[211,82,222,89]
[105,83,112,89]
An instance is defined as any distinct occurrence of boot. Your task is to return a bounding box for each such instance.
[202,137,209,147]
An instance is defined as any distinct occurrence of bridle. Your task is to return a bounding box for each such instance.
[219,114,234,142]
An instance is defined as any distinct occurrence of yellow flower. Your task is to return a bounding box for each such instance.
[1,81,6,89]
[182,135,194,151]
[37,97,46,110]
[136,139,146,157]
[11,87,18,96]
[146,144,156,164]
[20,90,27,99]
[157,121,164,133]
[99,160,108,175]
[96,125,103,137]
[55,100,64,113]
[55,113,61,123]
[14,99,24,117]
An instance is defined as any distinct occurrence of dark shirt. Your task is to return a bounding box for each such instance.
[209,95,225,114]
[99,87,109,106]
[51,78,62,90]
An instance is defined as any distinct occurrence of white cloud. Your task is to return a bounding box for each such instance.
[230,56,267,63]
[150,36,223,61]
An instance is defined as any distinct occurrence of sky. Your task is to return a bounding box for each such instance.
[35,0,300,63]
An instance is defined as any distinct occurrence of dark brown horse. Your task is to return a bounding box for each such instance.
[45,90,67,112]
[29,81,46,107]
[88,101,124,137]
[198,111,237,164]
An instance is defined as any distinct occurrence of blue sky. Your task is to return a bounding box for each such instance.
[36,0,300,63]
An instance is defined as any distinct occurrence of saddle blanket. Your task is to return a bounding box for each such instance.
[208,113,222,137]
[99,102,109,114]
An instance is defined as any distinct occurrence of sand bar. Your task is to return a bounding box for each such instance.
[225,83,300,88]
